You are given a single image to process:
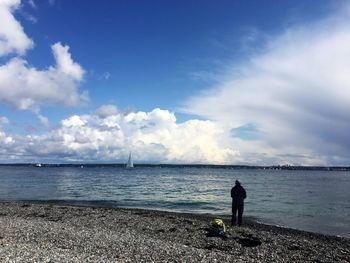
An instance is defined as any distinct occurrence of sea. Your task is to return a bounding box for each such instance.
[0,165,349,238]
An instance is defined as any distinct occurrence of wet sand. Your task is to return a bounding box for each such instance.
[0,202,349,262]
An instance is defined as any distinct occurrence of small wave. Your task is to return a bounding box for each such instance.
[281,201,296,205]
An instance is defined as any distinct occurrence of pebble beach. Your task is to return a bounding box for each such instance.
[0,202,349,262]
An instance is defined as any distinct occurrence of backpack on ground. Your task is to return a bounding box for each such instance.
[209,218,227,237]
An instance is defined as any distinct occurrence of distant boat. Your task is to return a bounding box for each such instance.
[35,163,42,167]
[126,152,134,168]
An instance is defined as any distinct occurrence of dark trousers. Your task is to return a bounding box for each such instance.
[232,203,244,226]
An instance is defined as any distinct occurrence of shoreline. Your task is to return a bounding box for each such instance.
[3,199,348,239]
[0,201,349,262]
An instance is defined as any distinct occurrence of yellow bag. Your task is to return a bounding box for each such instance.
[210,218,227,236]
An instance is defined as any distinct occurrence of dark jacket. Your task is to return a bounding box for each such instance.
[231,185,247,205]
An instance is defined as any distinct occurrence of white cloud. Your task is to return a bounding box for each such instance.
[0,0,34,56]
[184,6,350,165]
[95,104,118,118]
[0,0,87,122]
[51,43,84,81]
[0,42,87,112]
[0,107,238,163]
[37,113,49,126]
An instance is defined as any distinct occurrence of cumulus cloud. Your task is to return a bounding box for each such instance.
[0,107,238,163]
[95,104,118,118]
[184,6,350,165]
[0,42,86,112]
[0,0,34,56]
[0,0,87,117]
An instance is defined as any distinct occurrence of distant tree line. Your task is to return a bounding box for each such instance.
[0,163,349,171]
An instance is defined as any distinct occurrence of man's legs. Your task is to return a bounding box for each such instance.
[231,203,238,226]
[237,204,244,226]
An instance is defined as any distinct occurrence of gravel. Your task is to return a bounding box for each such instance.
[0,202,349,262]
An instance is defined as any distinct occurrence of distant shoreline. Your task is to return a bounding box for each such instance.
[1,163,350,171]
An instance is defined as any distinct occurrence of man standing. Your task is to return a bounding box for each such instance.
[231,180,247,226]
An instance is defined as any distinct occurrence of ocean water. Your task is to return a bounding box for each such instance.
[0,166,349,237]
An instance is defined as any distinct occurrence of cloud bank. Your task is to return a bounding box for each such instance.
[0,107,237,163]
[1,0,350,165]
[184,6,350,165]
[0,0,237,164]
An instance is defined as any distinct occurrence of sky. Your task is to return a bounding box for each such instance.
[0,0,349,165]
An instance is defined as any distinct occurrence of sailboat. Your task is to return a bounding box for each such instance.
[126,152,134,169]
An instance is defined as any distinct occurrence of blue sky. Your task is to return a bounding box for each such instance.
[1,0,349,165]
[17,0,334,114]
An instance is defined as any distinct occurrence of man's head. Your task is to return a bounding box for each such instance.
[235,180,241,186]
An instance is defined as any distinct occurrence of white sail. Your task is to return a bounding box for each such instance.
[126,152,134,168]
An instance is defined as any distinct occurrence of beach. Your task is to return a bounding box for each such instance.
[0,202,349,262]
